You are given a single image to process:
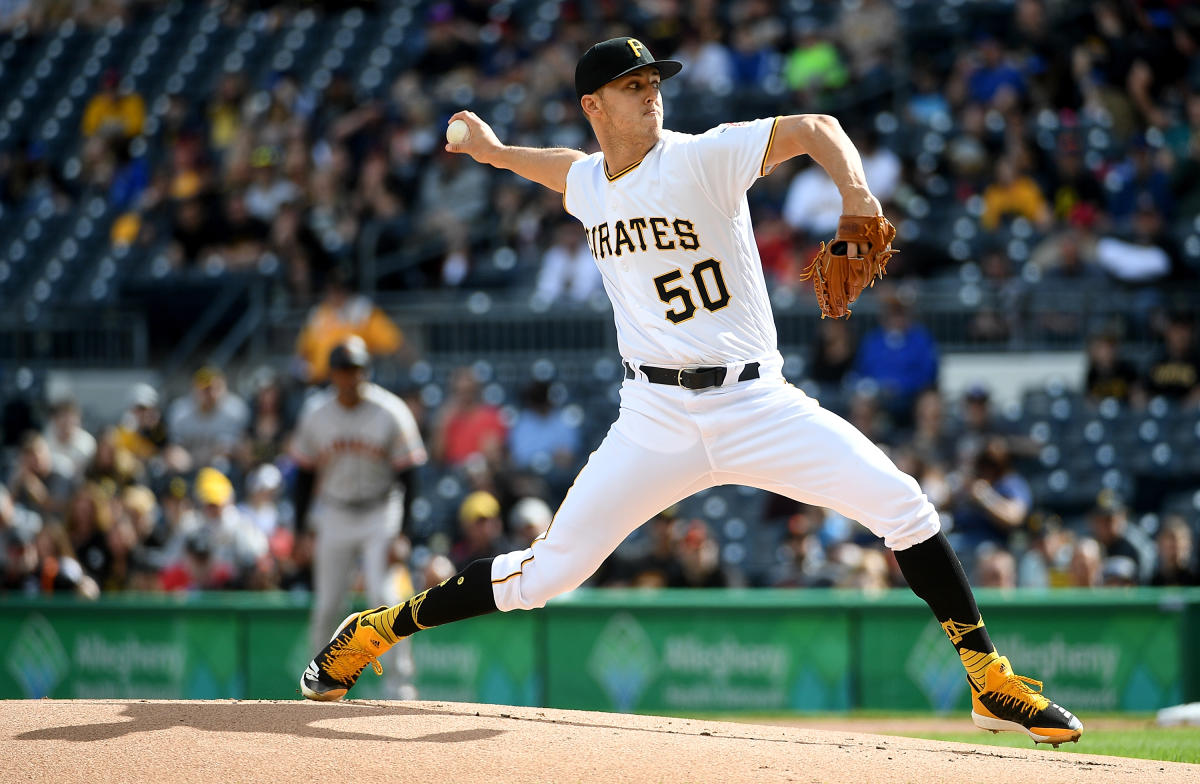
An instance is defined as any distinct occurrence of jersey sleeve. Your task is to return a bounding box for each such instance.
[389,399,428,470]
[562,153,600,221]
[680,116,780,217]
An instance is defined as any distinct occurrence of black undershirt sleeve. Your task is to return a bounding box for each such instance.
[396,465,418,526]
[293,467,316,534]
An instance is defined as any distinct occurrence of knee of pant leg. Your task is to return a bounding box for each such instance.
[843,471,941,551]
[878,488,942,550]
[884,512,941,551]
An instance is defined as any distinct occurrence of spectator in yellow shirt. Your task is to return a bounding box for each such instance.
[294,269,404,384]
[81,69,145,140]
[981,156,1052,231]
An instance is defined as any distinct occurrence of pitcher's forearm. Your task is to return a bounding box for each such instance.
[445,110,585,194]
[486,146,587,193]
[796,116,872,208]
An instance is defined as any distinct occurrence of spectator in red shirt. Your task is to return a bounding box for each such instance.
[754,210,800,288]
[159,529,235,592]
[433,367,507,467]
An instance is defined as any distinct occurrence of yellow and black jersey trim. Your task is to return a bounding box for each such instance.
[760,116,781,177]
[605,156,645,182]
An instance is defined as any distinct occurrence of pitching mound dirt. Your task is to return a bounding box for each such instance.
[0,700,1194,783]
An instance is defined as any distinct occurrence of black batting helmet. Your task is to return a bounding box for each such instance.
[328,336,370,370]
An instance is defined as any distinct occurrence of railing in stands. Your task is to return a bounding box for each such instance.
[0,311,148,367]
[258,282,1197,363]
[9,281,1194,371]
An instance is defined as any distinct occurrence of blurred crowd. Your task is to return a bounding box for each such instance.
[0,295,593,596]
[2,0,1200,597]
[0,0,1196,312]
[2,287,1198,598]
[776,308,1199,592]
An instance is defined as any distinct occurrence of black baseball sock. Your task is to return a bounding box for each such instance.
[893,531,999,688]
[362,558,499,644]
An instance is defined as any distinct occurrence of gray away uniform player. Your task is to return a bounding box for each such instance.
[293,336,426,698]
[299,38,1082,746]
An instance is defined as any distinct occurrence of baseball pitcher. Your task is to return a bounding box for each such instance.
[292,336,427,698]
[299,38,1082,746]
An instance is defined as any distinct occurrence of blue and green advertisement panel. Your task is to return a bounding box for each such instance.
[857,590,1190,713]
[0,588,1196,712]
[543,591,852,713]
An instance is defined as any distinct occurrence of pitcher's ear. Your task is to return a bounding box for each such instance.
[581,92,602,119]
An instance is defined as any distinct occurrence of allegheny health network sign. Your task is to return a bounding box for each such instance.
[0,589,1196,712]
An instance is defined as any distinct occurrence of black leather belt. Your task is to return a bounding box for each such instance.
[323,495,389,510]
[624,361,760,390]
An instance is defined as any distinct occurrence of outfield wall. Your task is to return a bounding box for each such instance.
[2,588,1196,713]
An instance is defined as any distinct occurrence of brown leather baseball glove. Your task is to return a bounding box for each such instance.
[799,215,897,319]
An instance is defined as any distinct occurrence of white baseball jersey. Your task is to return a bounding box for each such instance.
[292,383,427,506]
[564,117,781,368]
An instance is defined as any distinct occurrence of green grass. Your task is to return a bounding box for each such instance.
[686,712,1200,765]
[904,727,1200,764]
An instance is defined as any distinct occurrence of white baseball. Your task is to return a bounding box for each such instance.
[446,119,470,144]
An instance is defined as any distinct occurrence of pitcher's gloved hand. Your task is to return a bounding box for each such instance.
[800,215,897,319]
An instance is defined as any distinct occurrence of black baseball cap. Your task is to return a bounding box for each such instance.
[575,37,682,99]
[329,336,370,370]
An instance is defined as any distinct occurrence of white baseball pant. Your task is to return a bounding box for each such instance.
[490,362,940,611]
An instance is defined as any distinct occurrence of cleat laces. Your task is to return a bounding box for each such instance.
[990,671,1050,717]
[320,634,384,685]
